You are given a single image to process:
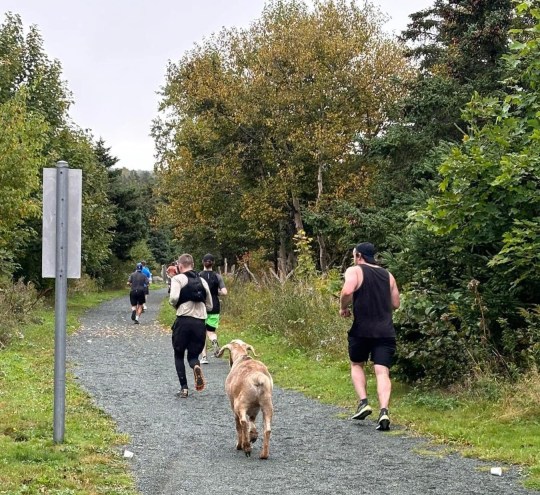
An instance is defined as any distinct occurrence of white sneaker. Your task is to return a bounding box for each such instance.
[200,356,208,364]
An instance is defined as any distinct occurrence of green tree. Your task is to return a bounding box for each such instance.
[0,92,47,278]
[389,1,540,384]
[153,0,412,270]
[0,13,71,127]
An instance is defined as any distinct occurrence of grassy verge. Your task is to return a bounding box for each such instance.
[193,307,540,490]
[0,290,138,495]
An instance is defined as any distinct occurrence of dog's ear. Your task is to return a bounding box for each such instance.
[216,343,231,358]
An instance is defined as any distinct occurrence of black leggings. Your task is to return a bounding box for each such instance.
[171,316,206,389]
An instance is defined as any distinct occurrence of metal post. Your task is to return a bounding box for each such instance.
[53,160,69,443]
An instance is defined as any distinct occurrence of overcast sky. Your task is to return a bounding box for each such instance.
[2,1,433,171]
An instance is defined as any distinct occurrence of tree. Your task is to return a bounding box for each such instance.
[388,2,540,384]
[0,13,72,280]
[418,2,540,300]
[0,92,48,278]
[0,13,71,127]
[94,137,120,177]
[402,0,512,88]
[153,0,413,270]
[361,0,515,259]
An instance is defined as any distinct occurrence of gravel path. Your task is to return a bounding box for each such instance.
[68,288,536,495]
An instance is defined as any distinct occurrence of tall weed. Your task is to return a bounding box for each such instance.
[0,279,42,348]
[223,275,348,359]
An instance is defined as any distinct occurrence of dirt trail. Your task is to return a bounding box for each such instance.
[68,288,536,495]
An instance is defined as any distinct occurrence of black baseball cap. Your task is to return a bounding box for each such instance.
[355,242,376,264]
[202,253,214,262]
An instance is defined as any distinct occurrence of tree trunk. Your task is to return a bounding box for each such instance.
[316,162,329,272]
[317,233,328,272]
[292,195,304,233]
[278,222,288,277]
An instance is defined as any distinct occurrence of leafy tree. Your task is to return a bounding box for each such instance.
[0,13,72,279]
[0,92,48,278]
[389,1,540,384]
[359,0,515,261]
[153,0,412,270]
[0,13,71,127]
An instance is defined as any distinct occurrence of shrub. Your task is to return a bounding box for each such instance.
[0,279,42,348]
[223,275,348,359]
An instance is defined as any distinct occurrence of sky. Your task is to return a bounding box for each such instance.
[2,1,433,171]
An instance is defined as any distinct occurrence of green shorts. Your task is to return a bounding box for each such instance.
[205,313,220,330]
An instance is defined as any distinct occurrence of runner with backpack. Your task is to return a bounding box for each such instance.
[168,253,213,398]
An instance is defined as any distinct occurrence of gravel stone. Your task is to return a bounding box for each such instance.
[68,288,538,494]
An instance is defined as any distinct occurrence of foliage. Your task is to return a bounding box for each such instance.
[401,0,512,91]
[108,169,155,261]
[224,273,347,359]
[292,229,317,279]
[0,279,42,348]
[388,1,540,384]
[153,0,413,268]
[0,12,72,128]
[0,92,47,257]
[128,239,157,272]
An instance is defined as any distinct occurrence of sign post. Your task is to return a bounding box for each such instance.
[42,161,82,443]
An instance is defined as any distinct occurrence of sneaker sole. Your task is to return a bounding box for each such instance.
[194,366,206,392]
[376,416,390,431]
[351,407,372,420]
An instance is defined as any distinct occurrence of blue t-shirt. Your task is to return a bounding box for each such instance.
[141,267,152,283]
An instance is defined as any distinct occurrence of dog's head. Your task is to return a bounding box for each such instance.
[216,339,257,367]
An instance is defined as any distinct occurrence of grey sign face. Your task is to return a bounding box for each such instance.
[42,168,82,278]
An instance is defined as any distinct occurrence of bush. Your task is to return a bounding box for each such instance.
[0,279,42,348]
[223,274,348,359]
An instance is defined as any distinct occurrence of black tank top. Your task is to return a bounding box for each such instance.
[351,265,395,338]
[199,270,220,314]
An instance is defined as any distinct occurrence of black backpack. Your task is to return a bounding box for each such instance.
[177,271,206,307]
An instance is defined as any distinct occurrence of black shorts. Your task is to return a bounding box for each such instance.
[130,289,146,306]
[348,335,396,368]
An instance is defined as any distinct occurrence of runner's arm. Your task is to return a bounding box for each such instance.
[339,267,360,317]
[217,274,227,296]
[389,273,400,310]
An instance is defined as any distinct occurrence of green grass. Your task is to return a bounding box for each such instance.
[202,312,540,490]
[0,289,138,495]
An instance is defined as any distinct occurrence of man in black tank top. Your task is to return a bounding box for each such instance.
[198,253,228,363]
[339,242,400,431]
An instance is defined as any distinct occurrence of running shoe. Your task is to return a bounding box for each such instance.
[376,408,390,431]
[200,355,209,364]
[131,310,136,321]
[175,388,189,398]
[351,402,372,420]
[193,365,206,392]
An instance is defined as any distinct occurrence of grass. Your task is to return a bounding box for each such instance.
[201,309,540,490]
[0,289,138,495]
[8,280,531,494]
